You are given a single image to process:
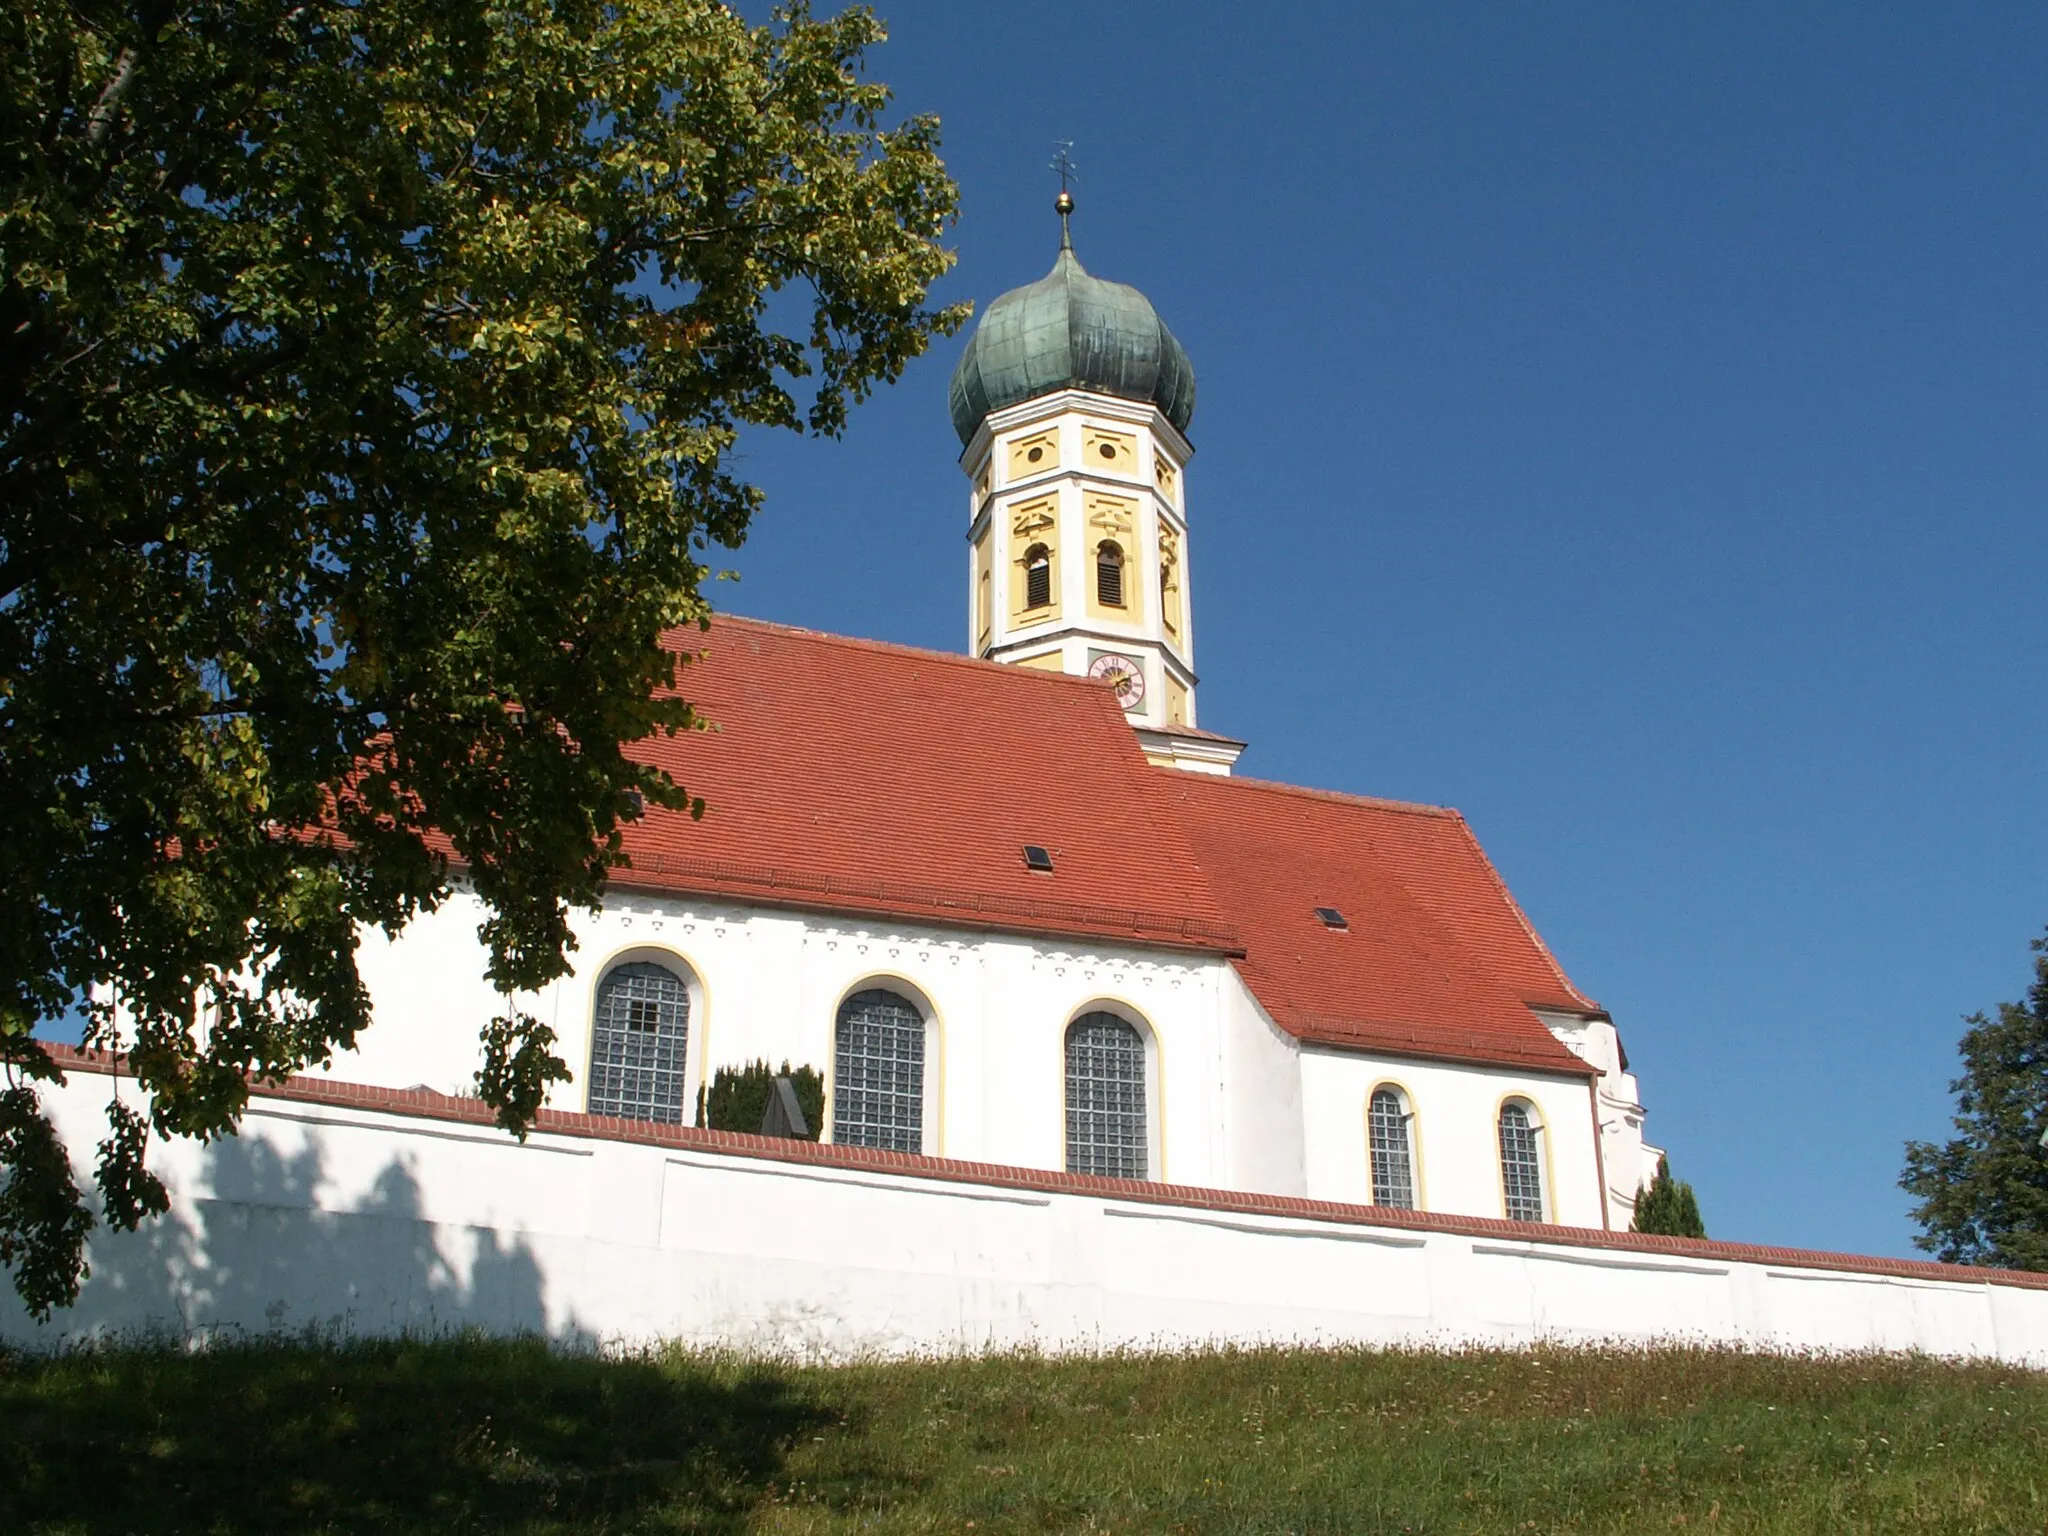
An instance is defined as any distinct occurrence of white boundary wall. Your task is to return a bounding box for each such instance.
[7,1069,2046,1365]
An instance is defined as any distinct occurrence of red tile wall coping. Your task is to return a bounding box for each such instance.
[45,1045,2048,1296]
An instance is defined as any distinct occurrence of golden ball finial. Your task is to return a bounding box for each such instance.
[1055,189,1074,217]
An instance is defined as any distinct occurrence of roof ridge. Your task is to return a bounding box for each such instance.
[684,614,1109,692]
[1172,769,1460,820]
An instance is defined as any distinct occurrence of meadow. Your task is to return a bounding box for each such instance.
[3,1335,2042,1533]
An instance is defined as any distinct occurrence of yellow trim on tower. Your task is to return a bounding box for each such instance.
[1006,428,1061,481]
[1083,492,1143,623]
[1008,495,1060,625]
[1083,425,1138,475]
[972,528,992,651]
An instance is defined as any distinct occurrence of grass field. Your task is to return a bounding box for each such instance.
[4,1335,2044,1534]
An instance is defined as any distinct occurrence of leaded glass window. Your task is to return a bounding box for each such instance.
[833,989,926,1152]
[1498,1101,1545,1222]
[1065,1011,1148,1179]
[1368,1087,1416,1209]
[588,961,689,1123]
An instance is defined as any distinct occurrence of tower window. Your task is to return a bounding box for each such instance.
[588,961,690,1124]
[1368,1087,1416,1209]
[1024,544,1052,609]
[1095,541,1125,608]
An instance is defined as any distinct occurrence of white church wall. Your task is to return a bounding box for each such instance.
[11,1066,2046,1367]
[346,887,1632,1222]
[346,896,511,1097]
[1299,1047,1608,1229]
[337,885,1249,1191]
[1537,1009,1661,1229]
[1219,976,1308,1196]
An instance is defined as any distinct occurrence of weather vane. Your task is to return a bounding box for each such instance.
[1050,140,1077,247]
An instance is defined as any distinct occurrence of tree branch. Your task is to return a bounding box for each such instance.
[84,48,141,149]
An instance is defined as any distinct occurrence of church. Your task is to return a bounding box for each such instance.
[338,195,1664,1236]
[26,203,2045,1365]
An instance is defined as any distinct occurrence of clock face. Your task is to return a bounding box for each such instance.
[1086,651,1147,709]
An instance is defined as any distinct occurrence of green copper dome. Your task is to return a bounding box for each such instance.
[948,238,1196,446]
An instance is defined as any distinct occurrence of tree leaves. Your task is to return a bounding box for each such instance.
[1901,932,2048,1271]
[1630,1154,1706,1240]
[0,0,962,1308]
[0,1087,91,1319]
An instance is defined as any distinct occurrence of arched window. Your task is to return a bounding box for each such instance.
[1065,1011,1147,1179]
[1498,1100,1545,1222]
[588,961,690,1123]
[1095,541,1125,608]
[833,988,926,1152]
[1024,544,1052,609]
[1368,1087,1416,1209]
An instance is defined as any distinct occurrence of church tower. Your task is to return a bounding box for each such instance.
[948,193,1242,774]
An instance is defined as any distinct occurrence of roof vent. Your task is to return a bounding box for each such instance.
[1022,844,1055,873]
[1314,906,1348,931]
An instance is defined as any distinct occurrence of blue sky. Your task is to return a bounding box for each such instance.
[725,3,2048,1258]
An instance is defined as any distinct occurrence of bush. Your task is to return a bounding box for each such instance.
[699,1061,824,1140]
[1631,1155,1707,1238]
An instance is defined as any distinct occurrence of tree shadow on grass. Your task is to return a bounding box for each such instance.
[0,1334,843,1534]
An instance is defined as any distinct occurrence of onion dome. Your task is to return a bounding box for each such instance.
[948,200,1196,446]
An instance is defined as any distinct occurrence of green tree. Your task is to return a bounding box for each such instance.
[1630,1154,1706,1239]
[701,1059,824,1140]
[0,0,962,1315]
[1901,933,2048,1271]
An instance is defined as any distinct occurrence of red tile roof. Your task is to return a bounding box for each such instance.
[612,616,1597,1076]
[613,617,1237,952]
[1163,774,1600,1077]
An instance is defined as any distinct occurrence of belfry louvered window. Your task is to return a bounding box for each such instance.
[832,989,925,1152]
[1095,541,1125,608]
[1368,1087,1416,1209]
[1498,1101,1545,1222]
[1024,545,1052,609]
[588,961,690,1123]
[1065,1011,1148,1179]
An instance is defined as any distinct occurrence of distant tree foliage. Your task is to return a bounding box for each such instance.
[1901,933,2048,1271]
[1630,1155,1706,1239]
[701,1060,823,1140]
[0,0,963,1315]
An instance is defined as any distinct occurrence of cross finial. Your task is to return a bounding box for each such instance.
[1049,141,1077,250]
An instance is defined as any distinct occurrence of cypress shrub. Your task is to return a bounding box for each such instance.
[1631,1154,1707,1238]
[700,1060,824,1140]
